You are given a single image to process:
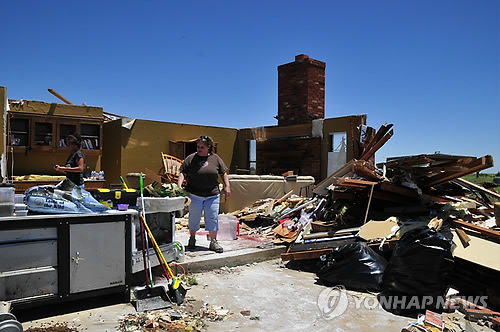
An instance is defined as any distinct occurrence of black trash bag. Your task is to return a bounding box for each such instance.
[317,242,387,291]
[380,226,454,313]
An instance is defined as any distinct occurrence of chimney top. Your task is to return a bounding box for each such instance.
[295,54,309,62]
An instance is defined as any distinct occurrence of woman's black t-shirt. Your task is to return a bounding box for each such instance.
[179,153,228,197]
[65,150,85,186]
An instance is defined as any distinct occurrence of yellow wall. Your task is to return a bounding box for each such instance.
[102,120,122,186]
[4,99,103,176]
[9,100,102,119]
[8,150,100,176]
[102,119,238,186]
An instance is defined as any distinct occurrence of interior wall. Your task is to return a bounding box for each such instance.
[8,150,100,176]
[105,119,238,185]
[102,120,122,186]
[321,114,367,178]
[8,100,102,119]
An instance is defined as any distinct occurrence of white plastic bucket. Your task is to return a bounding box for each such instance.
[217,214,239,240]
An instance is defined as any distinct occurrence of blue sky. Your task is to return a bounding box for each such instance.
[2,0,499,172]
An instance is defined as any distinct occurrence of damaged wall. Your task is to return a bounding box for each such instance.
[5,100,103,176]
[102,119,238,186]
[321,115,367,179]
[256,136,322,181]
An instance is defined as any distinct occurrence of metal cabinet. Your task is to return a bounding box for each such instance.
[0,212,132,309]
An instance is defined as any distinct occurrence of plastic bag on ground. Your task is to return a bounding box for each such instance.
[380,226,453,313]
[317,242,387,291]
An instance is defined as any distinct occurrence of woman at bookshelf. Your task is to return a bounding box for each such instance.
[54,134,85,187]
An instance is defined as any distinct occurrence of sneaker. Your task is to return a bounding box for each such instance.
[209,239,223,253]
[187,236,196,249]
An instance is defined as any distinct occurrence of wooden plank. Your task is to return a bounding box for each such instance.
[281,248,331,261]
[353,161,382,181]
[303,228,359,240]
[262,123,312,139]
[455,177,500,200]
[331,177,378,187]
[313,160,355,195]
[360,129,394,161]
[276,190,294,204]
[361,123,393,157]
[426,155,493,187]
[455,227,471,248]
[451,219,500,240]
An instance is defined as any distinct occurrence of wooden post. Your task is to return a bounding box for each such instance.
[363,184,375,224]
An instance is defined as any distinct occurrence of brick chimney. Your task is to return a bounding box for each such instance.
[277,54,326,126]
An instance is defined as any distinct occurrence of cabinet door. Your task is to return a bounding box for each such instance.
[69,222,125,293]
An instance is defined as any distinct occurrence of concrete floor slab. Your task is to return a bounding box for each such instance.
[21,259,420,332]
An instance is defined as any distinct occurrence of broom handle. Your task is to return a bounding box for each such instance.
[139,213,151,288]
[140,173,154,286]
[141,215,176,279]
[140,216,170,278]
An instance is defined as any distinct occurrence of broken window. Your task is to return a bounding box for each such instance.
[248,140,256,174]
[328,132,347,176]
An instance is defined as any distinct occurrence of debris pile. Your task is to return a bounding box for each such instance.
[25,322,79,332]
[227,124,499,328]
[118,303,231,332]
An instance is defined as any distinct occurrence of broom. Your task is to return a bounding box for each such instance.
[139,173,187,305]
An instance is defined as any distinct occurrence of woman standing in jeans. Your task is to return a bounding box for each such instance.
[177,136,231,253]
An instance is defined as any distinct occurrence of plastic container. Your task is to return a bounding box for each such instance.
[117,203,129,211]
[16,210,28,216]
[217,214,239,240]
[14,194,24,204]
[0,183,15,217]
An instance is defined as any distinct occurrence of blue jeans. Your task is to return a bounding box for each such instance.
[188,194,220,232]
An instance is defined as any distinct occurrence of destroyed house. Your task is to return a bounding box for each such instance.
[0,55,366,187]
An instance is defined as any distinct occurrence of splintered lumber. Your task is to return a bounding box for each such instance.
[330,178,378,188]
[455,228,471,248]
[352,160,382,181]
[360,129,394,161]
[361,123,393,157]
[281,248,332,261]
[313,160,355,195]
[274,190,293,205]
[302,228,359,240]
[451,219,500,240]
[455,177,500,200]
[425,155,493,187]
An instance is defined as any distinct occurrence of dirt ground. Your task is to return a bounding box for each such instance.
[20,258,418,332]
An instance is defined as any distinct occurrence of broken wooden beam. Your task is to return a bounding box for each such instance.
[360,129,394,161]
[455,177,500,200]
[425,155,493,188]
[451,219,500,241]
